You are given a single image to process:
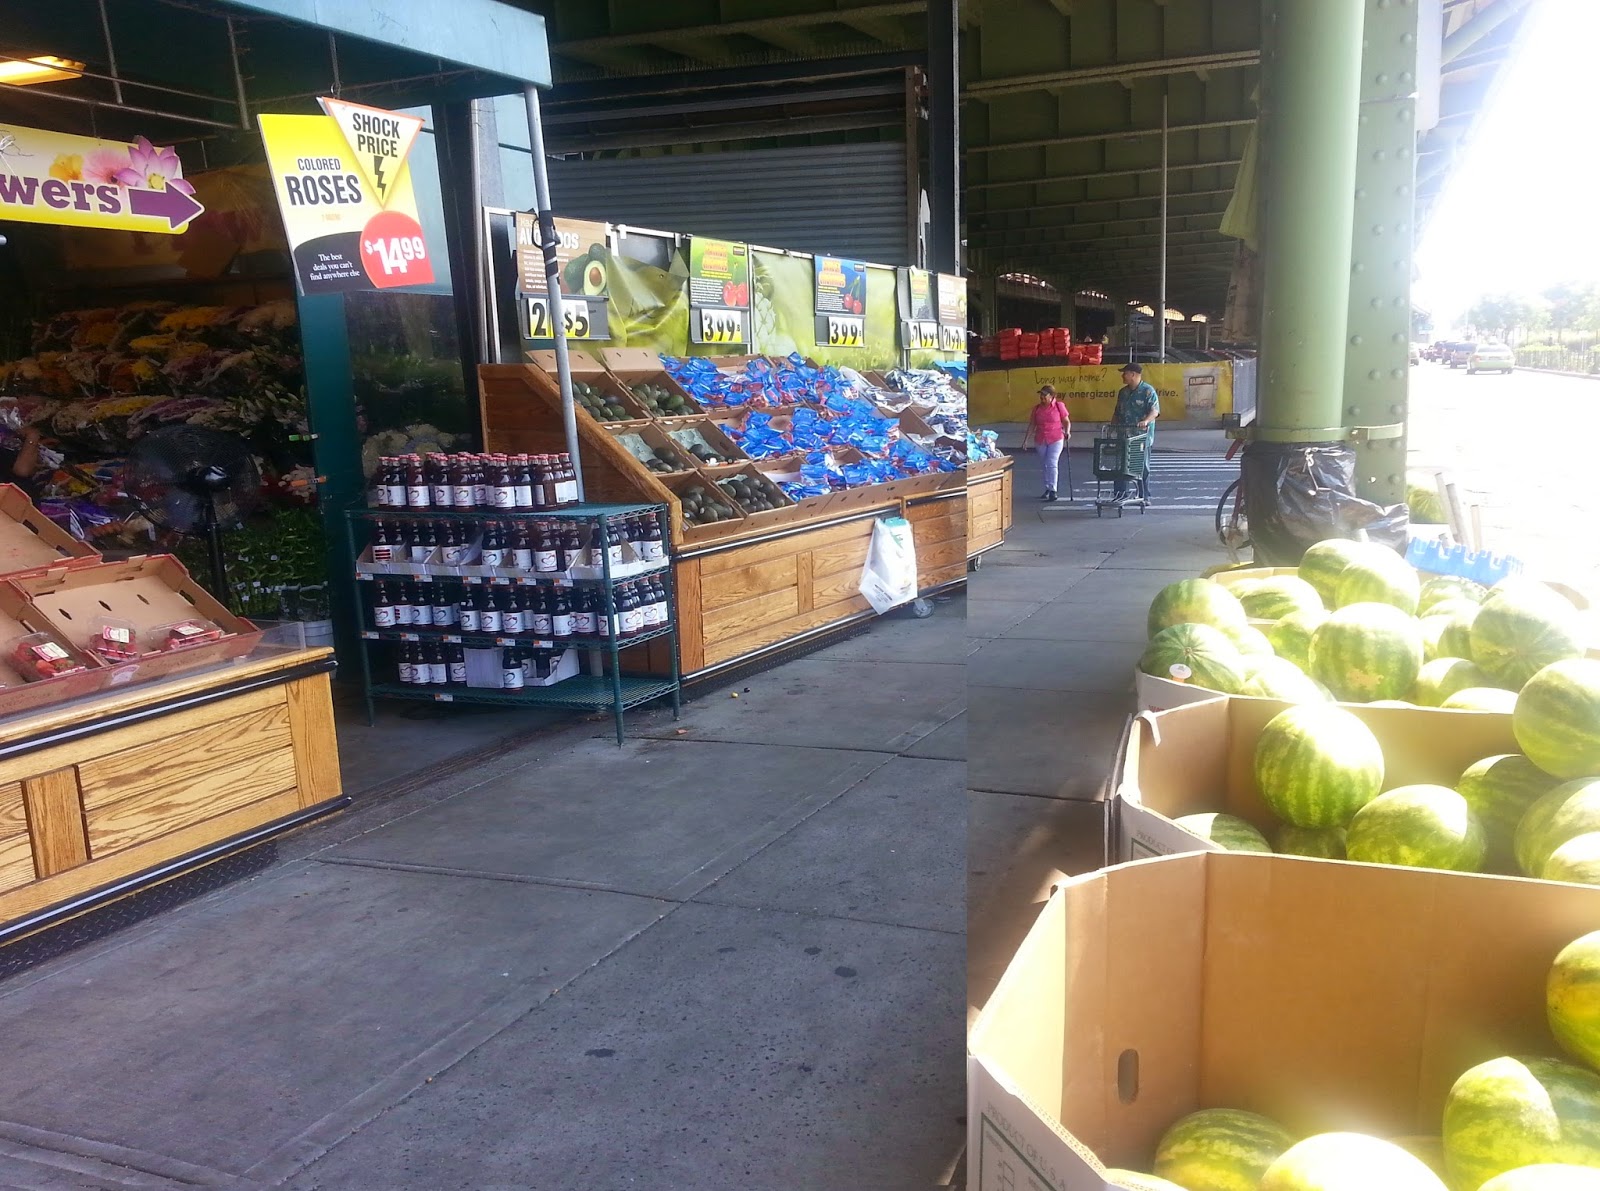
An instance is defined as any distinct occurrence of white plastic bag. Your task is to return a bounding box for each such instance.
[858,516,918,615]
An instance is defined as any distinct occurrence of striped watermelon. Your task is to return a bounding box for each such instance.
[1107,1171,1186,1191]
[1472,581,1586,690]
[1226,623,1277,657]
[1443,687,1521,714]
[1386,1136,1449,1181]
[1544,833,1600,885]
[1274,824,1348,859]
[1175,812,1273,853]
[1414,658,1495,707]
[1154,1108,1295,1191]
[1421,604,1480,663]
[1267,609,1329,671]
[1345,784,1487,872]
[1443,1056,1600,1189]
[1243,658,1333,704]
[1514,660,1600,780]
[1260,1133,1447,1190]
[1481,1167,1600,1190]
[1149,579,1248,638]
[1515,779,1600,877]
[1332,545,1421,614]
[1141,624,1250,694]
[1241,577,1325,621]
[1418,576,1490,614]
[1457,754,1560,870]
[1254,705,1385,828]
[1308,603,1425,703]
[1549,929,1600,1072]
[1299,539,1367,605]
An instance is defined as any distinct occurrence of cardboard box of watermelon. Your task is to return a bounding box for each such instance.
[968,850,1600,1190]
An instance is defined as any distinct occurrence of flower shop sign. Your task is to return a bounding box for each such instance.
[257,99,435,294]
[0,123,205,234]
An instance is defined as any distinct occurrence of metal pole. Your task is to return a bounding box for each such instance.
[1158,92,1168,364]
[926,0,960,274]
[96,0,123,105]
[1256,0,1365,439]
[523,84,585,500]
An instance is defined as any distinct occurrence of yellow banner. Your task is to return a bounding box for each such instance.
[0,123,204,234]
[257,105,434,294]
[969,362,1234,424]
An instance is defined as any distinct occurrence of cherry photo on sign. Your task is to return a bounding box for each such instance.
[360,210,435,288]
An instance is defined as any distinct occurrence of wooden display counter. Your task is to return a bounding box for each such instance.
[0,646,344,945]
[480,363,1012,679]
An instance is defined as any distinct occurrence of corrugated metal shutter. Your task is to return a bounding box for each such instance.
[545,143,910,266]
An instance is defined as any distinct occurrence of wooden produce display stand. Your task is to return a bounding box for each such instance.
[481,354,1010,678]
[965,454,1014,564]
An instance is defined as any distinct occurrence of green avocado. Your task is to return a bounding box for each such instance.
[582,259,608,296]
[562,251,590,294]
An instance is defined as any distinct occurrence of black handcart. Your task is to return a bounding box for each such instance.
[1092,426,1150,516]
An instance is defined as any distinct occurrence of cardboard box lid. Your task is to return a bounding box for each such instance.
[598,347,667,374]
[15,556,253,650]
[0,486,99,576]
[970,852,1600,1181]
[524,348,607,377]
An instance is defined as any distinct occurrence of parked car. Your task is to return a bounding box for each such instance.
[1468,343,1514,374]
[1448,342,1477,368]
[1410,344,1421,365]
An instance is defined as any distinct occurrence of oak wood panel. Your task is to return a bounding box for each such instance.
[0,782,33,894]
[919,538,967,573]
[22,769,87,878]
[701,587,801,648]
[676,558,705,674]
[697,515,874,575]
[702,592,874,668]
[700,556,798,613]
[285,674,342,809]
[0,788,303,927]
[813,565,867,607]
[85,749,298,858]
[811,531,879,580]
[972,510,1003,538]
[796,553,815,614]
[78,701,292,815]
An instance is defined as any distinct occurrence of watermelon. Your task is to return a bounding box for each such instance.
[1472,581,1587,690]
[1332,545,1421,614]
[1414,658,1495,707]
[1422,597,1485,622]
[1226,623,1277,657]
[1516,780,1600,878]
[1457,754,1561,869]
[1149,579,1248,639]
[1443,687,1521,714]
[1422,606,1480,663]
[1140,624,1250,694]
[1308,603,1425,703]
[1243,659,1334,704]
[1386,1136,1449,1180]
[1106,1171,1187,1191]
[1480,1167,1600,1190]
[1274,824,1348,859]
[1515,660,1600,780]
[1299,539,1370,603]
[1260,1133,1447,1190]
[1544,833,1600,885]
[1175,812,1273,854]
[1408,477,1448,525]
[1154,1107,1295,1191]
[1345,784,1487,872]
[1549,929,1600,1072]
[1241,577,1325,621]
[1418,576,1490,614]
[1267,609,1329,671]
[1443,1056,1600,1189]
[1254,705,1385,828]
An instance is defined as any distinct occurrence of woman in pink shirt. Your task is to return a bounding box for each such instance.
[1020,384,1070,501]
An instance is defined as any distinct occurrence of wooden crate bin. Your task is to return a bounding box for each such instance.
[523,348,651,424]
[703,463,801,532]
[606,423,698,476]
[659,472,749,547]
[597,348,707,420]
[664,420,746,468]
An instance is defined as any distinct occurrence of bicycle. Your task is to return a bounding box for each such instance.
[1215,436,1249,555]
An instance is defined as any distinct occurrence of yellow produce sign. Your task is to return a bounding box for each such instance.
[257,99,434,294]
[0,122,204,233]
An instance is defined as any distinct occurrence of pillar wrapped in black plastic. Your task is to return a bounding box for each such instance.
[1241,440,1408,565]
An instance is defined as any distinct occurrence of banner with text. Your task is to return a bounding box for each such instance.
[258,100,434,294]
[0,123,204,234]
[514,213,611,341]
[897,267,938,351]
[814,255,869,349]
[936,273,968,353]
[687,236,750,346]
[969,362,1234,425]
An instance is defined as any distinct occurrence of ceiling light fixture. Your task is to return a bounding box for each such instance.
[0,56,86,87]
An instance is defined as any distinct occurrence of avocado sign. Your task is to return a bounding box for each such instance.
[514,213,611,341]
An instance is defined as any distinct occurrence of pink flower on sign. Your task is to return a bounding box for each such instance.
[113,136,196,196]
[84,148,132,186]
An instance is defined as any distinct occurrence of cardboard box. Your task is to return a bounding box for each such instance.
[1111,694,1517,864]
[524,348,650,422]
[597,347,706,419]
[967,850,1600,1191]
[0,588,109,717]
[0,485,99,578]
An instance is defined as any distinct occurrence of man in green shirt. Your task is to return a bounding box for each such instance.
[1112,363,1159,501]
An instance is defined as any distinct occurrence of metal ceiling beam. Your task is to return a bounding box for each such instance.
[964,50,1260,101]
[970,186,1238,217]
[544,108,898,152]
[972,192,1232,226]
[969,158,1242,192]
[551,3,924,56]
[971,222,1226,248]
[968,117,1254,155]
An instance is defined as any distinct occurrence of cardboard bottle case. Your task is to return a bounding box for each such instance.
[967,851,1600,1191]
[1111,694,1518,865]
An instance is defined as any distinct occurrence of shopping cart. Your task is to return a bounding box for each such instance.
[1092,426,1150,516]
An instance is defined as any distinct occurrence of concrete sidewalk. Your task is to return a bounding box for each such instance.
[966,445,1234,1024]
[0,602,965,1190]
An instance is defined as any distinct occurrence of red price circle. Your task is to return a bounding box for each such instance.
[359,210,435,288]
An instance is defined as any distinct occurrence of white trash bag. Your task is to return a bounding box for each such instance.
[858,516,919,615]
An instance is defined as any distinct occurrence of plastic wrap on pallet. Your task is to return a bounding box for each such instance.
[1240,441,1409,564]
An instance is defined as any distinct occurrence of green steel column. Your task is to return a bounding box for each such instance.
[1256,0,1367,440]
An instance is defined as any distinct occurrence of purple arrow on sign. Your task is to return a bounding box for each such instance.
[127,185,204,230]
